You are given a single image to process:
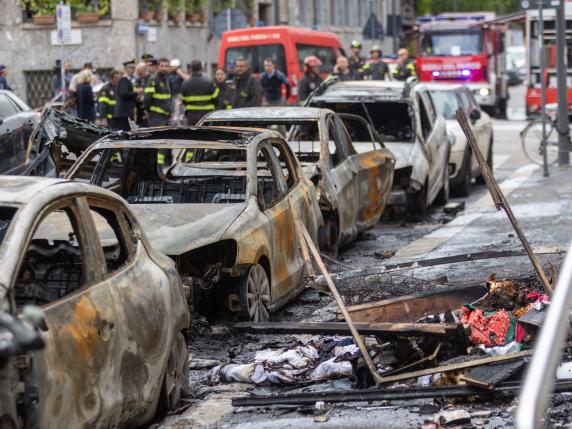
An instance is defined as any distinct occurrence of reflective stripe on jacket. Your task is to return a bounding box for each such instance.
[144,74,172,116]
[98,83,116,119]
[180,74,220,113]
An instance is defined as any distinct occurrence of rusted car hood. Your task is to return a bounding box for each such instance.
[130,203,247,255]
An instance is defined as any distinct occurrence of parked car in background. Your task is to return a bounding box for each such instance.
[425,83,493,197]
[199,106,395,255]
[309,80,450,216]
[64,126,322,322]
[0,90,39,174]
[0,176,190,429]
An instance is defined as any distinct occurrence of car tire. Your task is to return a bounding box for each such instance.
[434,163,450,206]
[156,332,189,417]
[407,182,428,217]
[241,263,271,322]
[318,212,340,258]
[451,150,471,197]
[476,140,493,185]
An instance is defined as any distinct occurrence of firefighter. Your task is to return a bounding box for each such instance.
[134,62,150,127]
[361,45,390,81]
[349,40,366,77]
[144,58,172,127]
[180,60,220,125]
[223,57,262,109]
[298,55,323,105]
[393,48,417,81]
[98,69,121,128]
[113,59,139,131]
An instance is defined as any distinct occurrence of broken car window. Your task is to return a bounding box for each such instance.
[327,117,349,167]
[256,146,286,210]
[15,208,85,306]
[89,205,130,275]
[0,206,17,246]
[430,90,460,120]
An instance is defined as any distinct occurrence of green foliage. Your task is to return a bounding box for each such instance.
[185,0,207,13]
[214,0,235,15]
[69,0,110,16]
[167,0,184,16]
[17,0,58,15]
[141,0,163,12]
[415,0,521,16]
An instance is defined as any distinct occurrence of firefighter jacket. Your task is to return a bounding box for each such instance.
[144,73,172,117]
[298,73,323,105]
[362,60,390,81]
[97,82,116,120]
[224,72,263,109]
[180,73,220,114]
[393,62,417,81]
[349,55,366,75]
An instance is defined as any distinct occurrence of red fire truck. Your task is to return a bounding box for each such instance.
[414,13,509,117]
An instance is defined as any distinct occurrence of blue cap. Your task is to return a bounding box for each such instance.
[0,65,5,72]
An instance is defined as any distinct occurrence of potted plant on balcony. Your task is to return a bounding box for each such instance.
[140,0,162,22]
[214,0,235,16]
[167,0,183,24]
[185,0,207,24]
[71,0,110,23]
[19,0,57,25]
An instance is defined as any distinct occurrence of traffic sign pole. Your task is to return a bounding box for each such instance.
[556,1,570,165]
[56,2,71,105]
[539,1,549,176]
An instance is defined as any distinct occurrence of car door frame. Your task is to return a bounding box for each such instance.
[0,92,26,174]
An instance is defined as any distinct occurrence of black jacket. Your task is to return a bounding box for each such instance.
[362,61,390,81]
[181,74,219,113]
[76,82,95,122]
[114,76,137,119]
[97,82,116,120]
[215,81,229,109]
[144,73,172,117]
[225,72,262,109]
[297,73,323,105]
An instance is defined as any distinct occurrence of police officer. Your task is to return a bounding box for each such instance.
[393,48,417,81]
[113,59,139,131]
[180,60,220,125]
[362,45,390,81]
[144,57,172,127]
[98,69,121,128]
[298,56,323,105]
[224,57,262,109]
[349,40,366,77]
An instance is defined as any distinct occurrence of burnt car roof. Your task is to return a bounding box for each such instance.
[204,107,325,121]
[0,176,86,205]
[312,81,412,102]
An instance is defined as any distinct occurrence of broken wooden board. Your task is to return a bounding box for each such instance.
[234,321,464,337]
[337,284,487,323]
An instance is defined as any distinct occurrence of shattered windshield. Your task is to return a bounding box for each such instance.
[317,102,414,143]
[0,207,17,246]
[430,90,460,120]
[421,31,483,57]
[71,146,249,204]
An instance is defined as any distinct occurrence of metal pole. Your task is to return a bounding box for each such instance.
[227,7,231,31]
[539,2,549,177]
[516,239,572,429]
[556,1,570,165]
[392,0,397,53]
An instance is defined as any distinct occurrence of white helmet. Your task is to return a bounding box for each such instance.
[170,58,181,68]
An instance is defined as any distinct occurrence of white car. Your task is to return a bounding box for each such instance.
[425,83,493,197]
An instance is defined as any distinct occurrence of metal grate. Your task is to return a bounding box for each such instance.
[25,70,54,109]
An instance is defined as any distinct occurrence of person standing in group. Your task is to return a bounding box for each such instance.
[76,70,95,122]
[168,59,189,123]
[214,68,229,109]
[144,58,172,127]
[98,70,121,128]
[223,57,262,109]
[361,45,390,81]
[260,58,291,106]
[349,40,366,77]
[330,56,355,81]
[0,65,12,91]
[113,59,139,131]
[393,48,417,81]
[298,56,323,105]
[180,60,220,125]
[51,62,73,97]
[134,62,150,127]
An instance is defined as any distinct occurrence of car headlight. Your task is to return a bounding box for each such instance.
[479,88,490,96]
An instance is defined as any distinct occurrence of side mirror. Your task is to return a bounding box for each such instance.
[469,109,481,123]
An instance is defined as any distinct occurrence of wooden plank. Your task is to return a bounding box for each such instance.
[338,284,487,323]
[234,321,461,336]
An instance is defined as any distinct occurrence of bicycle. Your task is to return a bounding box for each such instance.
[520,103,560,165]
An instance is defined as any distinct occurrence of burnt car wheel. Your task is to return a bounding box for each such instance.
[318,213,339,258]
[161,332,189,411]
[241,264,271,322]
[407,183,428,217]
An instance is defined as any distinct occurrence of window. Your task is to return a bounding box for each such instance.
[327,117,350,167]
[225,44,287,74]
[89,204,131,275]
[345,0,354,27]
[272,142,297,190]
[317,0,326,25]
[331,0,342,26]
[0,206,17,247]
[297,44,337,73]
[420,92,437,123]
[420,31,483,57]
[256,146,286,210]
[15,206,85,306]
[0,94,19,118]
[430,90,460,120]
[418,96,433,140]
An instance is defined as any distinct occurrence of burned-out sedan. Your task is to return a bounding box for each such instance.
[199,107,395,255]
[65,127,322,322]
[0,176,190,429]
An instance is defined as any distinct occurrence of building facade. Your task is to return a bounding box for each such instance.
[0,0,402,107]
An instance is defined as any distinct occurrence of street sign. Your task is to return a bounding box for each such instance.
[213,8,247,39]
[56,3,71,44]
[521,0,561,9]
[363,13,384,40]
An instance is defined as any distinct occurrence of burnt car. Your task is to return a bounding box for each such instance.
[199,107,395,255]
[309,80,451,216]
[64,126,322,322]
[0,90,39,174]
[0,176,190,429]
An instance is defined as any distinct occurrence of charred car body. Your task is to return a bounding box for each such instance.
[64,126,322,321]
[0,176,190,428]
[199,107,395,255]
[309,80,451,216]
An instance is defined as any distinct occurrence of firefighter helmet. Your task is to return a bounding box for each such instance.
[304,55,323,68]
[351,40,362,49]
[370,44,382,53]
